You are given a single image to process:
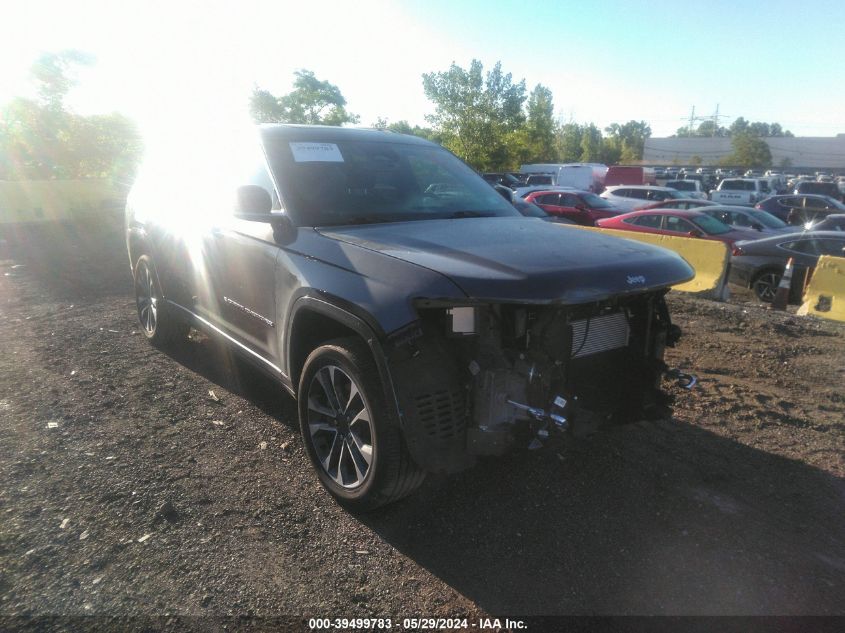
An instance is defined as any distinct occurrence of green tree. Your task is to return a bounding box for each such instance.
[674,120,726,138]
[523,84,557,162]
[605,120,651,161]
[422,59,526,169]
[556,123,583,162]
[374,119,440,143]
[0,52,141,182]
[729,117,792,138]
[249,88,284,123]
[31,50,94,111]
[249,70,359,125]
[748,122,771,137]
[694,120,727,137]
[729,117,749,136]
[579,124,603,162]
[728,133,772,169]
[601,140,622,165]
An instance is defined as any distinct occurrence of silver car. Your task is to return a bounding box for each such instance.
[700,205,799,235]
[600,185,688,212]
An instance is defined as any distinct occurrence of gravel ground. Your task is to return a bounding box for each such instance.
[0,220,844,625]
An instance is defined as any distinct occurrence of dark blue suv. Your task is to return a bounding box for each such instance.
[125,125,693,509]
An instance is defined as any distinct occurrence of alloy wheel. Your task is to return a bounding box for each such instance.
[306,365,373,489]
[136,261,158,335]
[753,272,780,302]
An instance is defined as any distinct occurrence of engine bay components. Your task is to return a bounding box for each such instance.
[392,291,683,471]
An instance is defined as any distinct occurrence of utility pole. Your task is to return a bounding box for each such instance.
[688,106,696,137]
[712,104,719,137]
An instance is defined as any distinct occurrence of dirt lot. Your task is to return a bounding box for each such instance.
[0,219,844,624]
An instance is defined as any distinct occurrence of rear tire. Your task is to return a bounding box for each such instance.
[133,254,189,346]
[298,337,425,511]
[751,270,781,303]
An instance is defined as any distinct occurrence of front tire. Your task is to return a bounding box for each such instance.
[298,338,425,511]
[133,254,189,346]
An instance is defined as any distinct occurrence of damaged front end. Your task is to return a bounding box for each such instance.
[387,292,690,474]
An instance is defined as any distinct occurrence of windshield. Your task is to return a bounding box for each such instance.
[749,210,787,229]
[264,138,519,226]
[722,180,756,191]
[691,214,731,235]
[667,181,695,191]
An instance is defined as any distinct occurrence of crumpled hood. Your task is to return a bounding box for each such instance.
[317,217,694,304]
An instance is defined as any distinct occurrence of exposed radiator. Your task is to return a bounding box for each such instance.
[413,389,466,439]
[570,312,630,359]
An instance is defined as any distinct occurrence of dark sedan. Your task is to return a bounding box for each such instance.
[729,231,845,302]
[807,214,845,232]
[482,172,522,189]
[755,195,845,225]
[794,181,842,201]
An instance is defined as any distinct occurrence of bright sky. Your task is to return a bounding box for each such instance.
[3,0,845,152]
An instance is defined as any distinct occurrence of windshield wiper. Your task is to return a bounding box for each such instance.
[442,211,497,219]
[341,215,398,226]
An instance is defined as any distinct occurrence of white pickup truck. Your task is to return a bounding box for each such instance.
[709,178,771,206]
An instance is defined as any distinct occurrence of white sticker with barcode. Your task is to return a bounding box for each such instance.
[289,142,344,162]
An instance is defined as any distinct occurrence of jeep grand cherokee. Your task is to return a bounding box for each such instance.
[125,125,694,510]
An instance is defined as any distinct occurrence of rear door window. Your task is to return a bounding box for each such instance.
[804,197,832,210]
[818,239,845,256]
[560,193,581,207]
[632,214,663,228]
[782,239,821,255]
[536,193,561,205]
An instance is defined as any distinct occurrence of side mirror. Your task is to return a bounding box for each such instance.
[687,229,703,238]
[493,185,513,202]
[752,222,764,231]
[235,185,272,218]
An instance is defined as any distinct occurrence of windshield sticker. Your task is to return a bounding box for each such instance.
[289,142,344,163]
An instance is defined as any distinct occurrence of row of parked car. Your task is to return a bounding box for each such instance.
[493,182,845,303]
[485,165,845,205]
[656,167,845,197]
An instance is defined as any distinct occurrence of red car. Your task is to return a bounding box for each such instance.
[524,189,622,226]
[595,209,758,246]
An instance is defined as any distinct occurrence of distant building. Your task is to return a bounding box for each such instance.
[643,134,845,170]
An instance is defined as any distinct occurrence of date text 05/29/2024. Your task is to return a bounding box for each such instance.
[307,617,527,630]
